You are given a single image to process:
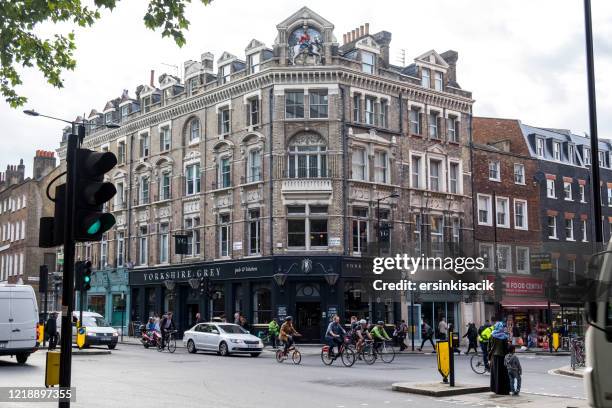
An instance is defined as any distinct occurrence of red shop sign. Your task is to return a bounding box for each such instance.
[487,275,545,296]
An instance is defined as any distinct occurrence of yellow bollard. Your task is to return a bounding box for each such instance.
[45,351,60,387]
[552,332,560,352]
[437,340,450,382]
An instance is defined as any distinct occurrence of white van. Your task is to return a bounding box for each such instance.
[0,285,39,364]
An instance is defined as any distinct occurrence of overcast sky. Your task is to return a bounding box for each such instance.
[1,0,611,178]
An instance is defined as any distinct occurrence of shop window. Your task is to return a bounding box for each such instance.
[253,287,272,324]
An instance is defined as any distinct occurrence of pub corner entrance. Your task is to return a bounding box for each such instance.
[296,301,322,342]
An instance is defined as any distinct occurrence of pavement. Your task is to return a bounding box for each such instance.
[0,343,586,408]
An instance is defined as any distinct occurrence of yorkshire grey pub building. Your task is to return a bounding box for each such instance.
[63,7,474,341]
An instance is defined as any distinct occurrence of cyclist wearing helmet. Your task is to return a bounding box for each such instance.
[355,319,372,353]
[325,315,346,357]
[371,321,391,353]
[279,316,300,355]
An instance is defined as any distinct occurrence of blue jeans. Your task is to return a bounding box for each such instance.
[508,371,521,394]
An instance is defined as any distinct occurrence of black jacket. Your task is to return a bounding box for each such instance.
[45,317,57,335]
[160,317,175,332]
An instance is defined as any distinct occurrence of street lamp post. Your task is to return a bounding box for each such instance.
[24,109,119,408]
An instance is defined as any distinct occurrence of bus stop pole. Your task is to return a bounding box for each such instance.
[449,330,455,387]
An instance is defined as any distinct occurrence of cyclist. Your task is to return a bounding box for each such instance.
[478,322,494,371]
[325,315,346,357]
[355,319,372,354]
[279,316,300,356]
[371,321,391,354]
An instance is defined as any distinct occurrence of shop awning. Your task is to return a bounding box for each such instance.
[501,299,560,309]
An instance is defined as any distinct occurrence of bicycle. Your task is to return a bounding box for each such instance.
[321,336,356,367]
[470,352,489,374]
[275,342,302,365]
[157,330,177,353]
[570,337,585,370]
[374,340,395,363]
[357,339,377,365]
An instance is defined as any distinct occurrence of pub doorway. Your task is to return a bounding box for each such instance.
[296,301,321,343]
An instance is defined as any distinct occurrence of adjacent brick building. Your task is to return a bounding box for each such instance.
[0,151,61,311]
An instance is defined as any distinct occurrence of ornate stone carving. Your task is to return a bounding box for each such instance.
[183,199,200,214]
[289,132,324,146]
[137,209,149,223]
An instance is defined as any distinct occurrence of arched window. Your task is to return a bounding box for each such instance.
[189,119,200,142]
[287,133,327,178]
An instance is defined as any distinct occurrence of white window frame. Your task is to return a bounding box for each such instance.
[159,223,169,264]
[488,161,501,181]
[581,219,588,242]
[497,245,511,273]
[584,147,591,165]
[514,163,525,184]
[138,226,148,266]
[159,124,171,152]
[139,175,150,205]
[477,194,492,226]
[351,147,367,181]
[564,181,573,201]
[546,179,556,198]
[553,141,561,161]
[247,149,262,183]
[189,119,200,143]
[362,51,375,74]
[496,196,510,228]
[218,213,231,258]
[536,138,545,158]
[514,199,528,230]
[565,218,574,241]
[568,144,575,164]
[139,132,150,158]
[185,163,201,195]
[421,67,430,88]
[580,184,586,203]
[547,215,558,239]
[221,64,231,84]
[516,247,530,274]
[434,71,443,91]
[374,150,389,184]
[411,154,423,189]
[248,52,260,74]
[116,231,124,267]
[428,158,444,192]
[448,161,460,194]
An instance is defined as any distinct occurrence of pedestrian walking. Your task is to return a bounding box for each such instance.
[504,345,522,396]
[393,320,407,351]
[234,311,241,324]
[268,318,280,348]
[512,324,520,346]
[488,321,510,395]
[438,317,448,340]
[417,321,436,352]
[463,322,478,355]
[239,315,251,332]
[45,312,58,350]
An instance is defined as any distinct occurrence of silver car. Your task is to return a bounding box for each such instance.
[183,322,263,357]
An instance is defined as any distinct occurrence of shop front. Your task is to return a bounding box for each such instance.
[128,256,399,341]
[81,268,131,335]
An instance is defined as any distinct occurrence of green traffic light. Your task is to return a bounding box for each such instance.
[87,219,101,235]
[84,276,91,283]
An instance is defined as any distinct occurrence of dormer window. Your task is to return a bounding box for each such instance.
[568,144,575,164]
[362,51,375,74]
[142,96,151,113]
[584,147,591,165]
[434,72,443,91]
[221,64,231,84]
[599,151,605,167]
[188,77,199,95]
[105,112,113,124]
[421,68,430,88]
[553,141,561,161]
[536,138,545,158]
[248,53,260,74]
[121,105,129,120]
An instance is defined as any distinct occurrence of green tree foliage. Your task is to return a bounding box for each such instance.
[0,0,212,107]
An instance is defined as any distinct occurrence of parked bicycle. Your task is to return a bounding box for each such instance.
[321,336,356,367]
[470,352,489,374]
[157,330,177,353]
[570,337,585,370]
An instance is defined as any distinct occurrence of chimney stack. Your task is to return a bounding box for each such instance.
[365,23,369,35]
[343,33,347,44]
[33,150,56,180]
[360,25,365,37]
[150,70,155,87]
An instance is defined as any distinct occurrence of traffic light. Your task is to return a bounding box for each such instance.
[39,265,48,293]
[75,261,92,292]
[73,148,117,242]
[39,183,66,248]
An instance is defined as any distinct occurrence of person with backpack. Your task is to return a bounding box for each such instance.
[418,320,436,352]
[504,345,522,395]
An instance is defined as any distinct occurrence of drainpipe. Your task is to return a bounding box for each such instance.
[268,87,274,255]
[126,133,134,265]
[341,86,348,256]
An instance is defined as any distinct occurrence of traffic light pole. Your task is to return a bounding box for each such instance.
[58,127,82,408]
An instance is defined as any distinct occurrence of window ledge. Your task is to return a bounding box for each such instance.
[240,180,264,187]
[488,178,501,183]
[211,186,233,193]
[566,238,576,242]
[548,236,559,240]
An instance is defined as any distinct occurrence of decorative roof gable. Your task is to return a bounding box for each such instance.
[415,50,450,69]
[218,51,237,65]
[245,39,266,52]
[276,6,334,30]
